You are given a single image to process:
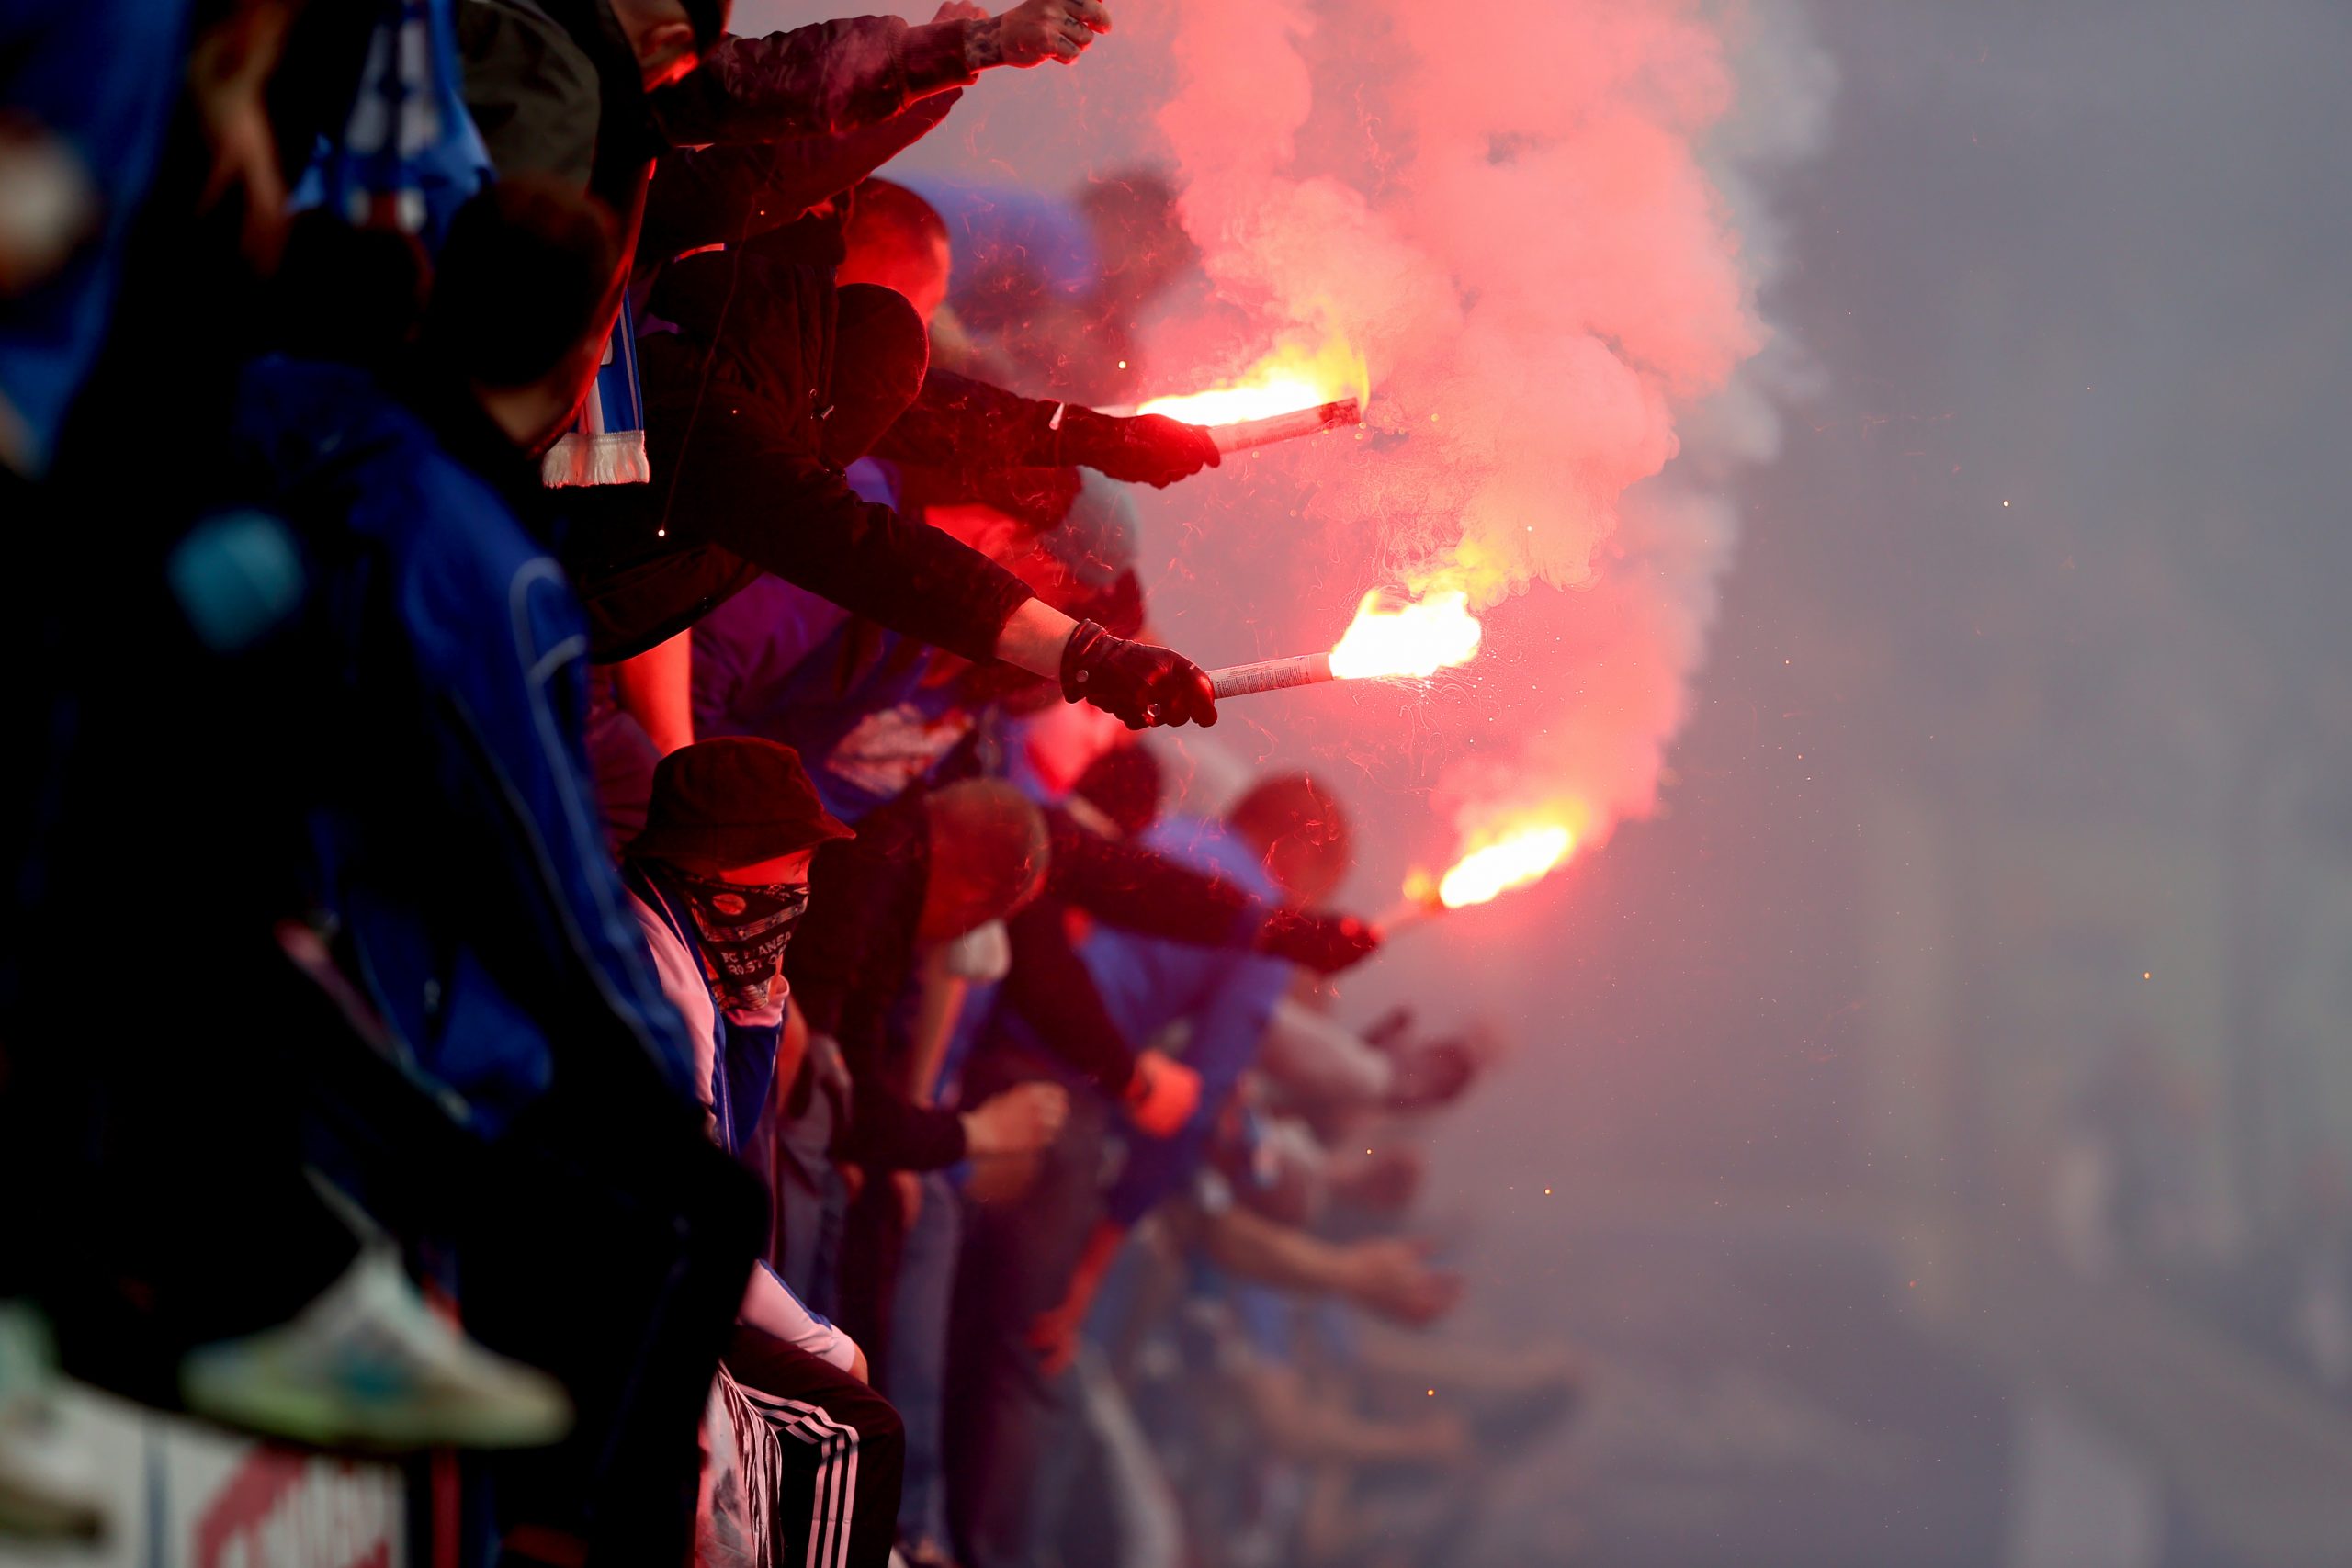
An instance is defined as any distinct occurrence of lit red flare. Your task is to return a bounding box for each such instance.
[1199,398,1360,454]
[1140,377,1336,426]
[1137,336,1370,428]
[1207,651,1333,700]
[1329,588,1482,681]
[1204,588,1484,700]
[1384,818,1577,932]
[1433,822,1574,908]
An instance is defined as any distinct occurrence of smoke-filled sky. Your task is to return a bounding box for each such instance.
[1145,0,1823,869]
[726,0,2352,1176]
[741,0,1831,883]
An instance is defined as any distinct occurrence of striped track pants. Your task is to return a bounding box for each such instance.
[711,1325,904,1568]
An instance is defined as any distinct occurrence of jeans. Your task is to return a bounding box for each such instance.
[774,1050,847,1316]
[944,1049,1113,1568]
[888,1169,962,1547]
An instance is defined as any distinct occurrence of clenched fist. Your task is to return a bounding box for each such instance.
[1055,406,1222,487]
[962,1079,1070,1157]
[971,0,1112,67]
[1060,619,1218,729]
[1341,1236,1464,1326]
[1253,907,1383,973]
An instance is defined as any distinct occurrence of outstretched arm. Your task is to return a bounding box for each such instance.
[651,1,1114,147]
[1192,1203,1462,1326]
[638,94,961,262]
[876,369,1220,488]
[611,627,695,756]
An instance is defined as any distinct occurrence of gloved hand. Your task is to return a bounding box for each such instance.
[1060,619,1218,729]
[1253,907,1383,973]
[1123,1047,1201,1137]
[1055,406,1222,488]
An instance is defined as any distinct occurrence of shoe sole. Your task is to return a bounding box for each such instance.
[180,1369,571,1454]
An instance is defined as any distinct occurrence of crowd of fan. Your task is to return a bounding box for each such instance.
[0,1,1577,1562]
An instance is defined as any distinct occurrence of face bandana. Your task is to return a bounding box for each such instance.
[670,872,810,1011]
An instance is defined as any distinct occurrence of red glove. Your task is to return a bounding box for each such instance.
[1123,1047,1201,1137]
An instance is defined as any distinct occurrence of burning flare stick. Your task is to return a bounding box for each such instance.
[1378,823,1578,936]
[1204,589,1484,704]
[1200,397,1363,454]
[1376,894,1445,936]
[1206,652,1336,700]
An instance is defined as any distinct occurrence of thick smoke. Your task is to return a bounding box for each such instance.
[1152,0,1830,851]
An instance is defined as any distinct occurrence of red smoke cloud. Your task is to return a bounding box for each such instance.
[1148,0,1826,855]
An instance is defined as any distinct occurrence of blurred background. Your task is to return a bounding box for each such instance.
[752,2,2352,1562]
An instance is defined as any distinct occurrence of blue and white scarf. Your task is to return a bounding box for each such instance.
[541,297,650,488]
[289,0,491,250]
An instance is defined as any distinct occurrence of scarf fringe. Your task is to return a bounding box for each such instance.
[540,430,649,489]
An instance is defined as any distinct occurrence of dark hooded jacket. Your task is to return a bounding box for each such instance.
[458,0,982,397]
[556,247,1036,662]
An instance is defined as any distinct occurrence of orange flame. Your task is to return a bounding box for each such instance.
[1328,588,1482,681]
[1138,337,1369,425]
[1407,819,1576,910]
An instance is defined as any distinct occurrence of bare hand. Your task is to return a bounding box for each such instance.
[1343,1236,1464,1326]
[0,123,96,299]
[963,1079,1070,1156]
[988,0,1111,67]
[1330,1145,1425,1213]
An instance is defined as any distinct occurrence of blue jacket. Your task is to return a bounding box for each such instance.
[692,461,979,824]
[0,0,188,475]
[231,357,700,1131]
[899,178,1100,305]
[697,609,973,825]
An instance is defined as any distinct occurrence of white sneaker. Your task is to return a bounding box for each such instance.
[0,1301,107,1540]
[179,1249,572,1451]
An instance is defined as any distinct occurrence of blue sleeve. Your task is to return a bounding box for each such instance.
[435,547,704,1102]
[0,0,188,472]
[1176,952,1289,1120]
[690,574,850,739]
[907,180,1101,300]
[1102,950,1288,1225]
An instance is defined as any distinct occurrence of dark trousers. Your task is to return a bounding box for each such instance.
[943,1049,1114,1568]
[722,1324,906,1568]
